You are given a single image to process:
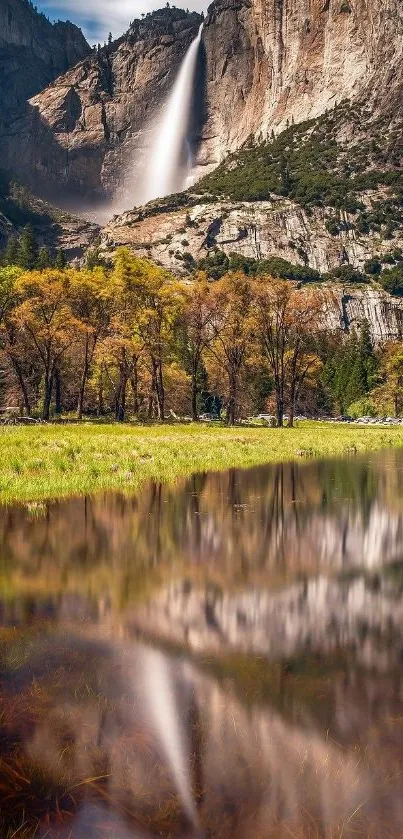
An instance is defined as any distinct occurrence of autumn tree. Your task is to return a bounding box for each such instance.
[254,278,325,426]
[0,266,20,326]
[0,266,33,413]
[207,272,254,425]
[372,342,403,416]
[113,249,183,421]
[179,273,215,420]
[12,270,81,419]
[69,268,113,419]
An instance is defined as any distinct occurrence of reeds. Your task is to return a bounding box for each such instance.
[1,421,403,504]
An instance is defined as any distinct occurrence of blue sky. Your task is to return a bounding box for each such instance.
[37,0,206,43]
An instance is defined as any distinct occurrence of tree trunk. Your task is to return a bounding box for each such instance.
[148,364,158,419]
[227,374,237,426]
[42,372,53,421]
[9,356,31,415]
[117,388,126,422]
[77,337,89,420]
[54,368,62,415]
[152,358,165,422]
[275,379,284,427]
[288,379,295,427]
[130,359,139,416]
[115,366,128,422]
[156,358,165,421]
[115,381,126,421]
[147,393,154,419]
[288,350,299,428]
[97,374,104,417]
[191,378,198,422]
[191,359,199,421]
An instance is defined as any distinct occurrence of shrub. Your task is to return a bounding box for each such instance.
[348,398,377,419]
[194,105,402,220]
[364,259,382,276]
[379,264,403,297]
[332,265,368,284]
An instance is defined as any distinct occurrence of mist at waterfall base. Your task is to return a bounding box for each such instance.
[109,23,203,219]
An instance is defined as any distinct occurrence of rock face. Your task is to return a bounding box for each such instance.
[197,0,403,170]
[102,194,403,274]
[2,0,401,204]
[0,0,90,123]
[1,8,202,204]
[0,177,99,260]
[326,286,403,342]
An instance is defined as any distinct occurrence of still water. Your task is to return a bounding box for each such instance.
[1,452,403,837]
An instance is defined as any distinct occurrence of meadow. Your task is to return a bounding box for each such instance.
[2,421,403,504]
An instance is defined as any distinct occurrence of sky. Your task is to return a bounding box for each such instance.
[36,0,207,43]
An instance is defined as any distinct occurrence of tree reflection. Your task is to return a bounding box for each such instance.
[1,451,403,605]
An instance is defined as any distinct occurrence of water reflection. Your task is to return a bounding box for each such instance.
[1,451,403,836]
[1,632,403,837]
[2,452,403,602]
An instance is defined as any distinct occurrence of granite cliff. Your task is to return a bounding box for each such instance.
[1,0,401,203]
[102,193,403,277]
[0,0,90,125]
[1,8,203,204]
[196,0,403,172]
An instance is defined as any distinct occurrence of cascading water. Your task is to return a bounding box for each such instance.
[136,23,203,205]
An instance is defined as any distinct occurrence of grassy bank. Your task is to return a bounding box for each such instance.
[1,421,403,505]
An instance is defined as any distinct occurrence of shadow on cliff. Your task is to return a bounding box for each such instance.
[5,101,109,216]
[187,37,208,166]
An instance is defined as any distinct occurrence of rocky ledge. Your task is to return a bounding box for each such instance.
[102,193,403,276]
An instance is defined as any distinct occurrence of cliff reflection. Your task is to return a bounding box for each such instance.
[1,451,403,605]
[2,452,403,835]
[1,632,403,838]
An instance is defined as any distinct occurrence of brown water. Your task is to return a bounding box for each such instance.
[1,452,403,837]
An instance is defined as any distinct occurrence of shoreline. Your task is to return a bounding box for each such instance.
[2,421,403,505]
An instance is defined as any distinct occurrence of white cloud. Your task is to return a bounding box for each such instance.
[40,0,207,43]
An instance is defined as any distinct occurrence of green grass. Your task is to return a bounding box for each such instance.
[1,421,403,504]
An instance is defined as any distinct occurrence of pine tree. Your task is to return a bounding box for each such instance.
[345,352,367,408]
[3,237,19,266]
[337,323,378,412]
[37,246,52,270]
[279,154,291,194]
[55,249,66,269]
[358,318,377,389]
[17,225,38,270]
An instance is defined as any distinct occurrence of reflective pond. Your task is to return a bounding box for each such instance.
[1,451,403,837]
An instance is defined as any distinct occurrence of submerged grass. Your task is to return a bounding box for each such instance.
[1,421,403,504]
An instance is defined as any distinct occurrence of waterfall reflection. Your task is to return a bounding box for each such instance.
[2,451,403,835]
[1,634,403,837]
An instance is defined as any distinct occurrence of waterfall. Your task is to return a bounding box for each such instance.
[137,23,203,205]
